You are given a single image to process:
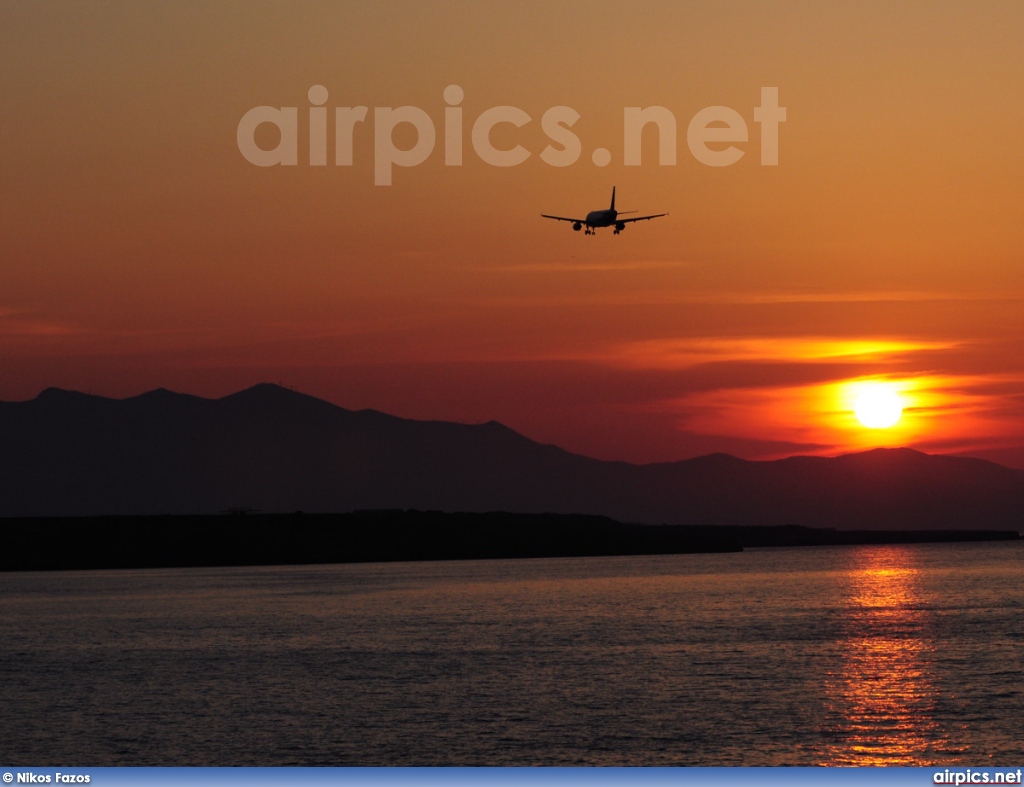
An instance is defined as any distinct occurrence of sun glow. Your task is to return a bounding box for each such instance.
[644,368,1023,462]
[853,383,904,429]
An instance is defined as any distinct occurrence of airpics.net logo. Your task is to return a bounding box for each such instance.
[236,85,786,186]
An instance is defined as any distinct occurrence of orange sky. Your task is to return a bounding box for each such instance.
[4,1,1024,465]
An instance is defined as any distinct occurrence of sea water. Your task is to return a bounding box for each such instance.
[1,541,1022,765]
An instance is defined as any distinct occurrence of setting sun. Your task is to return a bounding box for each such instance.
[854,384,904,429]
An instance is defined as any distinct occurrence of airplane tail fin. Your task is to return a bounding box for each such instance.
[610,186,616,211]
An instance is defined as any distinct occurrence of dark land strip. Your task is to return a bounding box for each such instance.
[0,510,1018,572]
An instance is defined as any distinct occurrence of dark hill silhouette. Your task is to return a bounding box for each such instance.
[2,383,1023,530]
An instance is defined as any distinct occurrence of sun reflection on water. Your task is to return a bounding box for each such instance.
[822,546,960,765]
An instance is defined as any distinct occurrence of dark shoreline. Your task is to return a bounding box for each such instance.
[0,510,1019,572]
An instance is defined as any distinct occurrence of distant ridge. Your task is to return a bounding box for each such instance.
[2,383,1024,530]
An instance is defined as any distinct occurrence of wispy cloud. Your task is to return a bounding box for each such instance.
[603,337,957,370]
[0,308,79,337]
[481,260,696,273]
[669,289,1024,305]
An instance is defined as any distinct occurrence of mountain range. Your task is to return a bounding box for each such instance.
[2,383,1023,529]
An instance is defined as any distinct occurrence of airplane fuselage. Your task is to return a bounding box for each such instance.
[584,209,617,228]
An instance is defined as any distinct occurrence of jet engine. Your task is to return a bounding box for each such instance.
[573,222,582,232]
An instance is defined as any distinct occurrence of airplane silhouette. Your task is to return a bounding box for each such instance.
[542,187,667,235]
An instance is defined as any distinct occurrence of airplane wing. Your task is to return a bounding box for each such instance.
[541,214,587,223]
[618,212,668,224]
